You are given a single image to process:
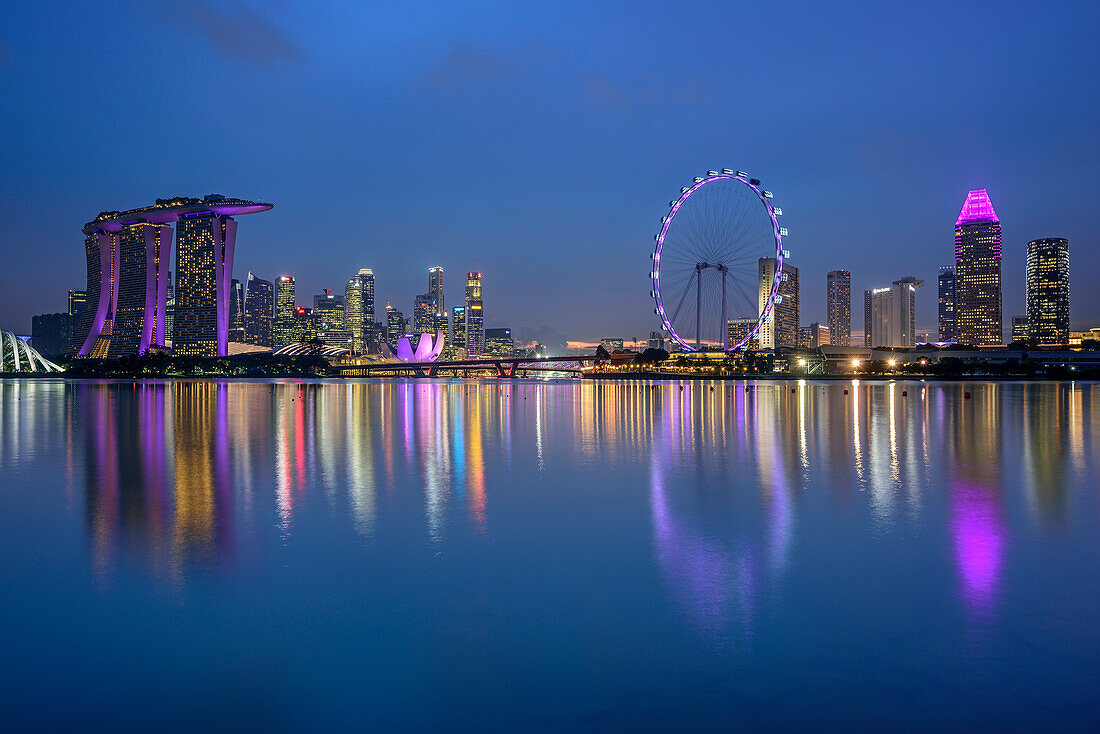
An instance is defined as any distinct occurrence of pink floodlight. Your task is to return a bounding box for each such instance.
[955,189,999,226]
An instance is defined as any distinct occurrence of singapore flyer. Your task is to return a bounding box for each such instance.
[650,170,787,352]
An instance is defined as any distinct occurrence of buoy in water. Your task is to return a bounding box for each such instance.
[965,392,971,399]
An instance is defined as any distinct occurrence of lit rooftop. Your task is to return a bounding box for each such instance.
[955,189,999,226]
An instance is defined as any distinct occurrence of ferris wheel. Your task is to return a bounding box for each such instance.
[650,170,787,352]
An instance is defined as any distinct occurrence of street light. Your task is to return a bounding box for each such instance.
[888,358,897,367]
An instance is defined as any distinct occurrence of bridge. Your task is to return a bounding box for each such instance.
[332,354,600,378]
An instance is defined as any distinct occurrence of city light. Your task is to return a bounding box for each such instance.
[888,358,897,367]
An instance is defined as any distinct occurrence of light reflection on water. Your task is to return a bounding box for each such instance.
[0,378,1099,730]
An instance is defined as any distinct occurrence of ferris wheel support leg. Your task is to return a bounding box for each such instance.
[695,267,702,351]
[721,269,728,350]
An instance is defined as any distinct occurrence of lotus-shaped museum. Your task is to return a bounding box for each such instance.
[385,331,446,363]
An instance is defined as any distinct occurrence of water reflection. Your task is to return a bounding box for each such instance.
[2,378,1095,637]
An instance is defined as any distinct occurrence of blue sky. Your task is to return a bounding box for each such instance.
[0,0,1096,341]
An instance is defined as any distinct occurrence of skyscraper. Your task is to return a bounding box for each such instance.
[1011,315,1029,343]
[451,305,467,356]
[1025,238,1070,345]
[938,266,956,342]
[955,189,1002,346]
[485,328,514,358]
[386,304,406,344]
[164,271,174,343]
[32,313,73,357]
[757,258,799,349]
[274,275,296,348]
[865,277,923,348]
[465,272,484,357]
[413,293,434,334]
[107,222,172,358]
[826,270,851,347]
[229,278,245,343]
[428,266,444,313]
[244,272,274,347]
[344,269,372,354]
[67,289,86,352]
[726,318,757,350]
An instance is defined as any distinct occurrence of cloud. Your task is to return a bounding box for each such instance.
[426,43,542,92]
[162,1,300,64]
[585,72,711,114]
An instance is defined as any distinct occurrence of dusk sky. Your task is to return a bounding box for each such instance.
[1,0,1096,343]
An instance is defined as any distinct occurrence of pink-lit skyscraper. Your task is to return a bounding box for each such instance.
[954,189,1002,346]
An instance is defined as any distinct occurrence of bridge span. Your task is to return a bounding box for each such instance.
[333,354,598,378]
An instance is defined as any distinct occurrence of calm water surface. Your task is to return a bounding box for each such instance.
[1,378,1098,732]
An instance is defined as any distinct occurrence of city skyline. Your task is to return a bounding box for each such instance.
[0,3,1096,342]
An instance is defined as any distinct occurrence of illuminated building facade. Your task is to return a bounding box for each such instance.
[244,272,273,347]
[428,266,444,313]
[274,276,296,348]
[345,268,373,353]
[865,277,923,348]
[485,328,514,358]
[451,306,467,356]
[938,266,956,341]
[757,258,799,349]
[78,196,271,358]
[826,270,851,347]
[229,278,245,343]
[600,338,624,351]
[1025,238,1069,345]
[809,322,830,348]
[727,318,757,350]
[955,189,1002,346]
[386,305,406,344]
[1011,315,1029,343]
[465,272,484,356]
[414,293,434,334]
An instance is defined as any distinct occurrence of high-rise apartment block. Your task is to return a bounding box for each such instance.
[954,189,1002,346]
[1025,238,1070,345]
[757,258,799,349]
[826,270,851,347]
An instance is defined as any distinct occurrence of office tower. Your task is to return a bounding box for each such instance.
[104,221,172,358]
[432,310,449,344]
[451,305,467,355]
[938,266,956,342]
[67,289,87,352]
[244,272,274,347]
[1011,315,1029,343]
[648,331,665,350]
[313,290,345,330]
[826,270,851,347]
[1026,238,1070,345]
[345,269,372,354]
[292,307,317,343]
[465,272,484,356]
[413,293,434,334]
[809,322,830,348]
[386,305,406,344]
[757,258,799,349]
[428,266,444,313]
[727,318,757,349]
[865,277,923,348]
[955,189,1002,346]
[485,328,514,358]
[273,275,295,348]
[229,278,245,343]
[31,313,74,357]
[366,321,384,354]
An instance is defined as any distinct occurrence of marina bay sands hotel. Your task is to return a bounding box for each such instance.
[76,195,273,358]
